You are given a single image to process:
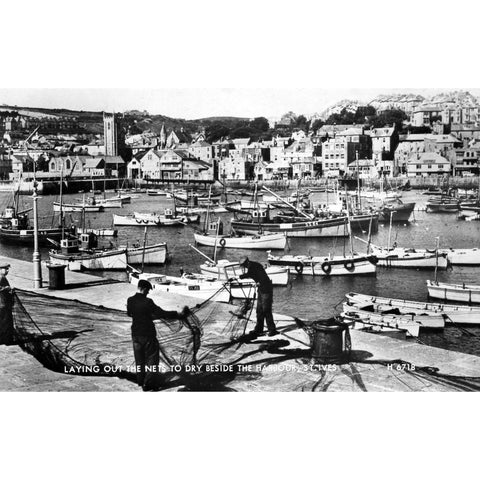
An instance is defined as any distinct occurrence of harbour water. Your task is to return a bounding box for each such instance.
[1,188,480,356]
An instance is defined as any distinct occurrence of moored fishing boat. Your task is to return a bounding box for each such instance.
[53,201,103,212]
[378,199,416,223]
[267,252,377,276]
[439,248,480,265]
[125,242,169,265]
[230,208,349,237]
[147,189,168,196]
[194,231,286,250]
[427,280,480,304]
[49,233,127,270]
[426,196,460,212]
[365,244,448,269]
[77,227,118,237]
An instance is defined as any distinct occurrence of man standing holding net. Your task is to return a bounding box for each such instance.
[238,256,278,338]
[0,263,14,345]
[127,279,189,391]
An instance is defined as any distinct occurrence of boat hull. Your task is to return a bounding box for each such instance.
[342,302,445,329]
[268,254,377,276]
[199,261,289,286]
[371,247,448,269]
[346,292,480,325]
[441,248,480,265]
[49,249,127,270]
[379,202,415,223]
[53,202,103,212]
[231,217,348,238]
[194,232,286,250]
[125,243,168,264]
[0,227,64,245]
[427,280,480,304]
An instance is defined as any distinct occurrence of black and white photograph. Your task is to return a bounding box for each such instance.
[3,86,480,394]
[1,1,479,478]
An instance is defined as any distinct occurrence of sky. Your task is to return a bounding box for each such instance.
[1,88,480,120]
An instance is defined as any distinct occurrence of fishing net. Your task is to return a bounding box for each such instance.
[12,289,205,377]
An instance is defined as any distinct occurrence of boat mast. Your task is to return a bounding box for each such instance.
[434,236,440,283]
[345,186,354,257]
[262,185,312,219]
[212,217,221,263]
[204,184,212,233]
[60,167,64,239]
[141,226,147,272]
[356,151,362,211]
[366,215,373,255]
[387,211,394,250]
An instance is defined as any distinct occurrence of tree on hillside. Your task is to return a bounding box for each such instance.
[311,119,325,133]
[295,114,309,132]
[325,108,356,125]
[354,106,377,124]
[205,122,231,143]
[373,109,407,131]
[250,117,270,132]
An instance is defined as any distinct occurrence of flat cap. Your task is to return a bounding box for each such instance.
[137,279,153,291]
[0,263,11,269]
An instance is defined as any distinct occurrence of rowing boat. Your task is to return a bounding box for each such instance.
[346,292,480,325]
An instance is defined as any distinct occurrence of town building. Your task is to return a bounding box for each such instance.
[406,152,451,177]
[411,106,443,127]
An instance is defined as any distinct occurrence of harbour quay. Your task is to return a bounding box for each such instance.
[1,254,479,392]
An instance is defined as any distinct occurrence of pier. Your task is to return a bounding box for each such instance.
[1,254,480,392]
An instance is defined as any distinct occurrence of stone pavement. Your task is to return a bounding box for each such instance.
[1,254,479,392]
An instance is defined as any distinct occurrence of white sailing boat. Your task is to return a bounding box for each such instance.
[268,200,377,276]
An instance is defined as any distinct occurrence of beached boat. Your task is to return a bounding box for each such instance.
[346,292,480,325]
[129,272,257,303]
[427,280,480,304]
[342,302,445,329]
[199,259,289,286]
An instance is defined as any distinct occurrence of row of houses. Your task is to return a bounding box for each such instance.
[3,123,480,183]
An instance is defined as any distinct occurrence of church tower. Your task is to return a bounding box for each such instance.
[160,123,166,149]
[103,112,118,156]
